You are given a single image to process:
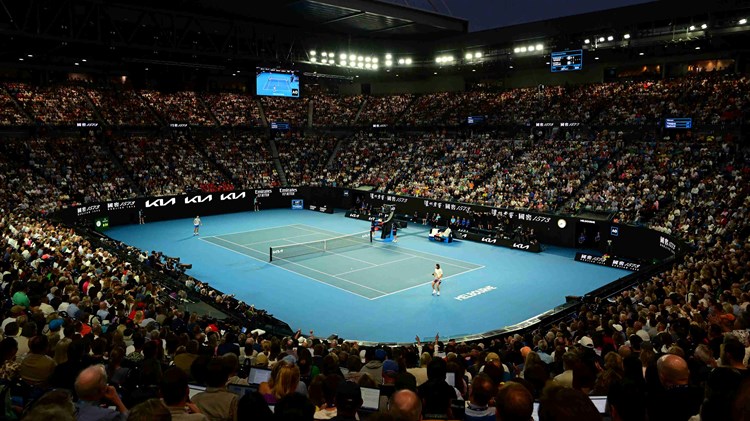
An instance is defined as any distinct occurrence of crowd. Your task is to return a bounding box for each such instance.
[0,201,747,420]
[276,133,339,186]
[0,72,747,420]
[139,91,216,126]
[261,97,309,128]
[312,95,363,127]
[25,135,137,205]
[202,93,263,127]
[87,88,161,127]
[196,133,280,190]
[0,89,31,126]
[0,73,744,129]
[3,84,98,125]
[357,94,414,126]
[110,134,234,196]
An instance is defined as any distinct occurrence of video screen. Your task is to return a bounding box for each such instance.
[551,50,583,72]
[256,68,300,98]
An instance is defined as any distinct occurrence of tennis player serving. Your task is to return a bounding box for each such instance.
[431,263,443,296]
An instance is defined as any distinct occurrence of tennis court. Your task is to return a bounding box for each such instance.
[200,224,483,300]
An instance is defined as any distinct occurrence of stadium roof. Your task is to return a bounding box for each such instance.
[200,0,468,39]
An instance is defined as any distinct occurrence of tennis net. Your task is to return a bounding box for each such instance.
[269,231,372,261]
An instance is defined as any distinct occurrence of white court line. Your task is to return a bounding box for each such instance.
[238,232,322,247]
[202,223,313,239]
[334,256,415,276]
[326,250,377,267]
[374,246,480,271]
[199,237,374,300]
[210,237,388,296]
[294,224,480,270]
[370,265,486,301]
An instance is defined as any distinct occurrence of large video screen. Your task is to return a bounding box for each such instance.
[551,50,583,72]
[256,68,300,98]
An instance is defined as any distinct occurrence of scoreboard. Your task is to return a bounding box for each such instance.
[551,50,583,72]
[665,118,692,129]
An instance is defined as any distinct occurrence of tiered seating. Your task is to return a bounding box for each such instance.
[139,90,215,126]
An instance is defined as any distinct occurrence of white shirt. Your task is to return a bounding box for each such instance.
[194,217,201,226]
[434,267,443,280]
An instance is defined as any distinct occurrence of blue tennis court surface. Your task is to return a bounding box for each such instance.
[106,209,630,342]
[201,224,483,300]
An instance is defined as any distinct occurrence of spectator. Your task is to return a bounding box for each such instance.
[160,367,207,421]
[389,389,422,421]
[465,373,495,421]
[494,382,533,421]
[191,358,238,421]
[74,365,129,421]
[537,384,601,421]
[19,335,56,387]
[126,399,171,421]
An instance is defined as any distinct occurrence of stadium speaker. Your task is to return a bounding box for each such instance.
[565,295,581,303]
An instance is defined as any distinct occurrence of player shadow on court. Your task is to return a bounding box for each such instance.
[179,236,198,241]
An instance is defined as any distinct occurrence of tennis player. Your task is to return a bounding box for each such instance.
[432,263,443,296]
[193,216,202,236]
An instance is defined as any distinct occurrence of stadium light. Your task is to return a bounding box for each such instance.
[528,45,535,52]
[607,35,614,41]
[405,58,412,65]
[695,46,701,50]
[340,60,346,66]
[357,56,364,62]
[372,64,378,70]
[365,57,371,63]
[27,54,33,57]
[340,53,347,60]
[474,52,482,58]
[365,63,372,69]
[373,58,378,63]
[385,53,392,60]
[328,52,334,58]
[398,58,405,65]
[701,24,707,29]
[465,52,473,60]
[513,47,521,53]
[740,19,747,25]
[689,25,695,31]
[321,58,327,64]
[639,52,644,56]
[436,57,442,63]
[623,34,631,39]
[535,44,543,51]
[598,37,605,42]
[584,39,590,44]
[385,60,393,67]
[594,57,599,60]
[310,50,316,56]
[18,58,23,61]
[310,57,317,62]
[520,47,527,53]
[321,52,327,57]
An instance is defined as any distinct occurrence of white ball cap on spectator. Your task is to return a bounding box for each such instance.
[578,336,594,349]
[612,324,623,332]
[636,330,650,342]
